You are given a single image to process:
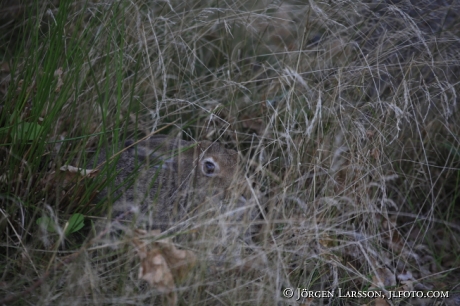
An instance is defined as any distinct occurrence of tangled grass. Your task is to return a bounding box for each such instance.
[1,0,459,304]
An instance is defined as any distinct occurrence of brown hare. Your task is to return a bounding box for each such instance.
[95,135,247,231]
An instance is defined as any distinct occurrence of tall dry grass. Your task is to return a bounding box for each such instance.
[1,0,459,304]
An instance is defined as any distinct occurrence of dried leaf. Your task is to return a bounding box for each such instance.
[398,270,415,291]
[374,297,390,306]
[371,148,380,160]
[41,165,99,192]
[59,165,100,178]
[139,248,175,292]
[372,267,396,288]
[159,241,196,281]
[132,229,196,306]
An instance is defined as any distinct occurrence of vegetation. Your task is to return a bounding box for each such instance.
[1,0,459,304]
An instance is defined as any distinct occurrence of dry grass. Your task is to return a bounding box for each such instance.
[1,0,460,305]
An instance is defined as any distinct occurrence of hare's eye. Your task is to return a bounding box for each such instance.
[204,161,215,173]
[201,158,219,177]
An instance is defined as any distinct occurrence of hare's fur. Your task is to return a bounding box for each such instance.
[96,135,241,230]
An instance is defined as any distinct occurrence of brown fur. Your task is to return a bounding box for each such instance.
[96,135,243,231]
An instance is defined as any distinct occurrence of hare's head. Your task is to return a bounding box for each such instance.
[125,135,242,201]
[192,140,239,198]
[96,135,250,231]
